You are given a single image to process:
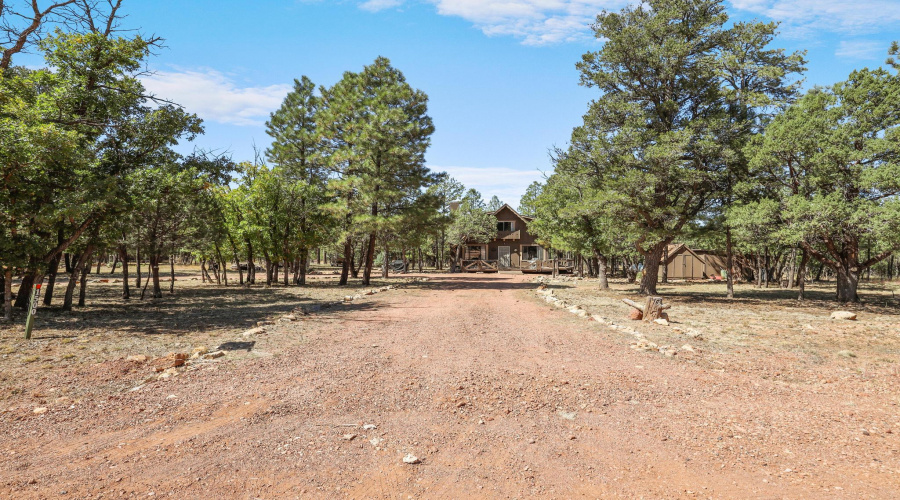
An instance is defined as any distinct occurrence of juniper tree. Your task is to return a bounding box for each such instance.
[747,60,900,302]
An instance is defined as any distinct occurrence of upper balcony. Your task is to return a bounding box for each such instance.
[496,230,521,241]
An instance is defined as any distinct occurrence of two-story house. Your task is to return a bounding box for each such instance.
[462,204,549,272]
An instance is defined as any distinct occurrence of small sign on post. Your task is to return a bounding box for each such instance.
[24,282,42,340]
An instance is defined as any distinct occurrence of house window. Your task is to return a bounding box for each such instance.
[522,245,541,260]
[497,221,513,232]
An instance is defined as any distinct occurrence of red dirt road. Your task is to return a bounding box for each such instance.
[2,273,898,498]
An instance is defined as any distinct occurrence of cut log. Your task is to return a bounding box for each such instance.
[622,298,645,312]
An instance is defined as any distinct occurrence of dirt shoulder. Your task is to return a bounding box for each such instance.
[1,272,898,498]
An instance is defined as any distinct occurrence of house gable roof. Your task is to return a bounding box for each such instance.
[490,203,533,223]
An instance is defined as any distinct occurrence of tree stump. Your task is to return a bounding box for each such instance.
[642,296,666,322]
[622,297,671,322]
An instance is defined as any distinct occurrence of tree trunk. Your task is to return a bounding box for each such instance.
[119,245,130,300]
[110,254,119,275]
[150,255,162,299]
[14,271,35,309]
[381,244,389,279]
[755,252,762,287]
[764,247,770,288]
[661,246,668,284]
[135,246,142,290]
[3,268,12,321]
[362,232,377,286]
[595,250,609,290]
[835,265,860,303]
[43,253,62,306]
[63,247,94,311]
[796,248,809,301]
[339,239,352,286]
[246,241,255,286]
[725,226,735,299]
[263,252,273,286]
[299,248,308,285]
[169,255,176,294]
[95,257,102,274]
[639,242,666,296]
[78,257,91,307]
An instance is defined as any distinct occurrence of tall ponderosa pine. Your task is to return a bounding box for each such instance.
[318,57,436,286]
[266,76,334,285]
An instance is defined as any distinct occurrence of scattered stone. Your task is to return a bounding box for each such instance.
[631,340,658,351]
[203,351,225,360]
[402,454,421,464]
[654,318,669,326]
[151,353,187,371]
[362,424,377,431]
[190,347,208,359]
[370,437,383,447]
[33,407,48,414]
[862,429,870,436]
[528,438,536,444]
[281,314,297,321]
[126,355,148,363]
[241,327,266,337]
[256,320,275,327]
[830,311,857,321]
[166,394,177,400]
[343,296,353,302]
[681,344,695,353]
[567,435,576,440]
[558,411,577,420]
[837,350,856,358]
[684,330,704,340]
[342,434,357,441]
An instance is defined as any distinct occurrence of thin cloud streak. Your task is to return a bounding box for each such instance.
[141,68,291,127]
[430,165,546,205]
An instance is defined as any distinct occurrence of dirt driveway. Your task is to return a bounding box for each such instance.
[1,273,898,498]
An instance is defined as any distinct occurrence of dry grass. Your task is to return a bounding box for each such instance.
[537,276,900,385]
[0,265,419,402]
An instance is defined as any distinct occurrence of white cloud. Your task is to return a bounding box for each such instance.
[360,1,900,45]
[430,165,545,205]
[729,0,900,37]
[359,0,625,45]
[835,40,885,60]
[141,69,291,127]
[359,0,404,12]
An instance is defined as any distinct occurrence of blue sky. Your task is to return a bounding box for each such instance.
[119,0,900,205]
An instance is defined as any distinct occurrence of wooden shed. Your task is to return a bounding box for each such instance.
[661,244,728,279]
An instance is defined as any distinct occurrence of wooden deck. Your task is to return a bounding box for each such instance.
[461,259,500,273]
[520,259,575,274]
